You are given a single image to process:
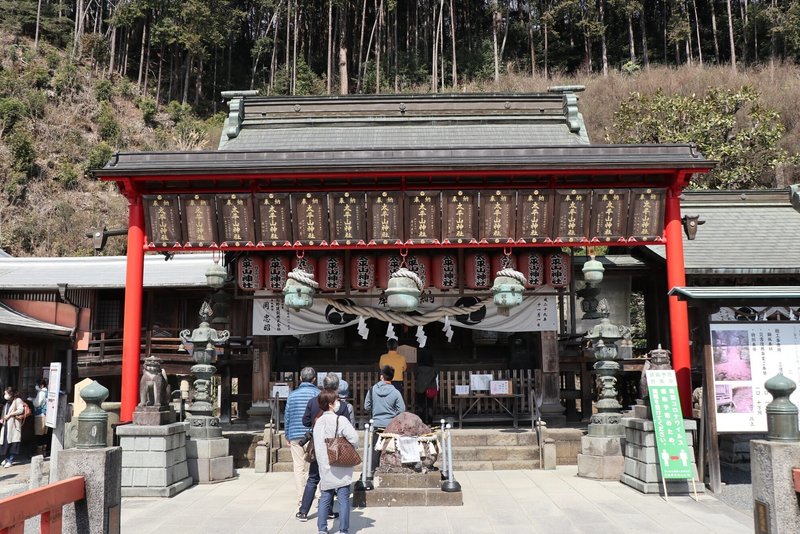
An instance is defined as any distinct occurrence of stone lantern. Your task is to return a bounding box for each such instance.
[584,317,630,437]
[205,260,227,290]
[491,268,525,310]
[179,302,230,421]
[385,267,424,312]
[283,268,319,310]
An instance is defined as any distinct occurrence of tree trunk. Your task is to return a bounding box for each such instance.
[34,0,43,52]
[285,0,291,78]
[627,13,635,62]
[269,9,280,93]
[195,58,203,107]
[327,0,333,94]
[726,0,736,70]
[292,3,298,94]
[599,0,608,76]
[108,25,117,77]
[356,0,368,92]
[639,6,649,68]
[182,52,191,104]
[544,19,549,78]
[122,28,130,76]
[492,4,500,83]
[156,44,163,105]
[376,0,383,93]
[692,0,703,65]
[339,47,349,94]
[710,0,720,63]
[527,0,537,75]
[138,18,148,92]
[143,24,151,94]
[449,0,457,88]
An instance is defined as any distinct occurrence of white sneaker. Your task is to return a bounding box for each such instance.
[3,462,11,468]
[0,460,7,467]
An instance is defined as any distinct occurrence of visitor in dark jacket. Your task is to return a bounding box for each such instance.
[364,365,405,472]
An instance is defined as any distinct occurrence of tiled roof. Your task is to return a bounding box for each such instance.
[0,253,213,289]
[0,302,73,336]
[647,189,800,274]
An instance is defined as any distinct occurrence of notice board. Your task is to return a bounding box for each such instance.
[646,370,694,480]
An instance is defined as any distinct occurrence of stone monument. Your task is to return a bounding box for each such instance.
[750,373,800,534]
[117,357,193,497]
[353,413,461,507]
[577,318,628,479]
[179,302,235,483]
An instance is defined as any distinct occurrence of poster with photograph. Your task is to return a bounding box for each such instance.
[710,323,800,432]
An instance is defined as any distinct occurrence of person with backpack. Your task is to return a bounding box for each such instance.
[1,386,26,467]
[31,378,49,455]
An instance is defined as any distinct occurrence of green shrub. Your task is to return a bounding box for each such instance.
[117,78,135,98]
[95,79,114,102]
[26,67,51,89]
[0,97,27,134]
[166,100,192,124]
[46,51,61,70]
[85,141,114,171]
[56,163,80,189]
[7,126,36,173]
[95,102,120,144]
[53,63,80,96]
[24,90,47,119]
[136,97,158,126]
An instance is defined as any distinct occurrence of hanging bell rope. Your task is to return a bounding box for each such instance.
[323,297,491,326]
[287,268,319,288]
[495,268,526,285]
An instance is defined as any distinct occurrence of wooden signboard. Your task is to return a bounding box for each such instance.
[405,191,441,244]
[367,191,403,244]
[629,188,666,241]
[517,190,554,242]
[591,189,630,242]
[292,193,329,245]
[480,190,515,243]
[330,192,366,244]
[180,194,218,246]
[255,193,292,245]
[216,193,255,246]
[443,190,477,243]
[142,194,181,246]
[554,189,590,242]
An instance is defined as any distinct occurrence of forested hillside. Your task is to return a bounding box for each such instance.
[1,0,800,257]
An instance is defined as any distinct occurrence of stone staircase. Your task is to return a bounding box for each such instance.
[270,428,541,472]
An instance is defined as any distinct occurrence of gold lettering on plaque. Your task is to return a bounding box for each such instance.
[190,196,207,242]
[528,190,544,236]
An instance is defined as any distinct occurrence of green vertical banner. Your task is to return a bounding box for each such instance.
[646,370,694,480]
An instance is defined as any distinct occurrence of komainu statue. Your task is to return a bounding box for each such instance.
[139,356,170,407]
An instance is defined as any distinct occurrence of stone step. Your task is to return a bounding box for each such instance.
[451,446,538,461]
[449,459,539,471]
[449,429,537,447]
[352,487,463,507]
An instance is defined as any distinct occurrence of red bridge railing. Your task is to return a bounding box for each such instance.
[0,476,85,534]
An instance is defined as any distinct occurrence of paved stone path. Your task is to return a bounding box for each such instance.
[121,466,753,533]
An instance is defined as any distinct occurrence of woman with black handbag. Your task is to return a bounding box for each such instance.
[313,389,360,534]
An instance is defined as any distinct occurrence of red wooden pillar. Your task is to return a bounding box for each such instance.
[120,194,145,423]
[665,185,692,417]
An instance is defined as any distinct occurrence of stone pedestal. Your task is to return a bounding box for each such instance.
[117,422,193,497]
[246,401,271,430]
[577,435,625,480]
[619,417,703,494]
[750,439,800,534]
[57,447,122,534]
[352,471,462,507]
[185,415,235,483]
[132,406,175,426]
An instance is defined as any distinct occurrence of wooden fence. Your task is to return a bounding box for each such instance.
[0,476,85,534]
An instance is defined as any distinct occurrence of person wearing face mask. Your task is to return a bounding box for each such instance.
[1,387,25,467]
[31,379,49,455]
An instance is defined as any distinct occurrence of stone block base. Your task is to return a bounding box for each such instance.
[577,453,624,480]
[117,422,193,498]
[620,473,704,495]
[133,406,175,426]
[374,471,441,489]
[186,436,235,483]
[751,439,800,534]
[353,487,462,507]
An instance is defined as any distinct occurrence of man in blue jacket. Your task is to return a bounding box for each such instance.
[284,366,318,506]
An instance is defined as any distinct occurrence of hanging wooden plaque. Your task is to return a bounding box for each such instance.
[443,190,477,243]
[330,192,366,244]
[367,191,403,244]
[142,194,181,246]
[405,191,441,244]
[216,193,255,246]
[628,188,666,240]
[255,193,292,245]
[480,190,516,243]
[516,190,554,242]
[590,188,630,242]
[180,194,218,246]
[554,189,590,242]
[292,193,329,245]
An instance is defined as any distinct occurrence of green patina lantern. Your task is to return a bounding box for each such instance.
[582,254,605,285]
[283,268,319,310]
[77,380,110,449]
[385,268,424,312]
[205,260,227,289]
[491,268,526,309]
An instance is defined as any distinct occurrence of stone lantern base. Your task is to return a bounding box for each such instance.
[185,415,235,483]
[117,421,193,497]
